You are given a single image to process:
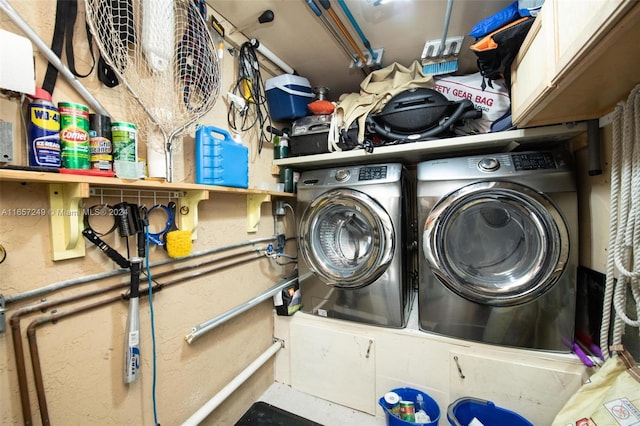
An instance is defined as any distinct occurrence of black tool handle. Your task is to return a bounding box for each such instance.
[318,0,331,10]
[137,206,148,258]
[129,258,142,298]
[267,125,284,137]
[82,228,130,269]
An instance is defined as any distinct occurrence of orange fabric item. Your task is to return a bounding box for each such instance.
[470,17,531,52]
[308,100,335,115]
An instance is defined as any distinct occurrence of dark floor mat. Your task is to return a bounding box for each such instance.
[235,401,324,426]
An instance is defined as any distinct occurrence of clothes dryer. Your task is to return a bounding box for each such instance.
[417,150,577,351]
[297,163,416,328]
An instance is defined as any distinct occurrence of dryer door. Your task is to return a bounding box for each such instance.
[299,188,395,289]
[423,181,569,306]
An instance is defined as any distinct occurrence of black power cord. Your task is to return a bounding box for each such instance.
[227,41,272,153]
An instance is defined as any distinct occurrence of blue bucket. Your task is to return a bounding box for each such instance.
[378,387,440,426]
[447,397,533,426]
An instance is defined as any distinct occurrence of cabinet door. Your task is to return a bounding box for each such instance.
[449,349,588,425]
[289,321,376,414]
[510,3,556,125]
[554,0,630,79]
[511,0,640,127]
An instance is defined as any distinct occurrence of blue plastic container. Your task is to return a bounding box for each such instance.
[378,388,440,426]
[447,397,533,426]
[195,125,248,188]
[265,74,314,121]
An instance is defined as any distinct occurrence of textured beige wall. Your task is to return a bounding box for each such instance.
[1,1,293,425]
[574,125,613,273]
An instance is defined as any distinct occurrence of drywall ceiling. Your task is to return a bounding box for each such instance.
[207,0,513,99]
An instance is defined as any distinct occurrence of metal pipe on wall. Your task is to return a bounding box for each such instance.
[24,253,263,425]
[27,294,124,425]
[9,246,265,425]
[10,248,261,425]
[5,236,277,304]
[186,274,297,344]
[10,282,127,426]
[6,268,128,305]
[181,340,284,426]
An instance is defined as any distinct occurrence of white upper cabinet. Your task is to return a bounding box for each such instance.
[511,0,640,127]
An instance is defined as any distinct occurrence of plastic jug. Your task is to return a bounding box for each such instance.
[195,125,248,188]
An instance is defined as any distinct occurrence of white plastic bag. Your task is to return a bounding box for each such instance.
[433,72,510,135]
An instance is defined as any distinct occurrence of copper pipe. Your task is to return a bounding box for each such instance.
[25,254,261,425]
[10,324,32,426]
[27,294,124,425]
[9,249,259,425]
[10,283,125,426]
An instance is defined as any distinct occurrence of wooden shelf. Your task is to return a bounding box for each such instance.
[273,123,587,170]
[0,169,296,198]
[0,170,294,261]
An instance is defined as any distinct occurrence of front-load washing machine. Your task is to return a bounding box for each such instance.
[297,163,416,328]
[417,150,578,351]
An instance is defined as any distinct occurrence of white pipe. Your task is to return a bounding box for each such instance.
[185,275,297,344]
[0,0,110,116]
[250,39,295,75]
[182,341,283,426]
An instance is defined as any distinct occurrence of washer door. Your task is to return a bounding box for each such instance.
[299,188,395,289]
[423,181,569,306]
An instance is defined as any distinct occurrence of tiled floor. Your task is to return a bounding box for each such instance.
[259,381,386,426]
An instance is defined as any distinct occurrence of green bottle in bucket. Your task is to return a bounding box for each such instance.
[59,102,90,169]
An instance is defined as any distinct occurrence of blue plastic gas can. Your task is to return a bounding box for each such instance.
[195,125,248,188]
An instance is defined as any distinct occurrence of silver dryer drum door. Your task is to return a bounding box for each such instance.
[423,181,569,306]
[298,188,395,289]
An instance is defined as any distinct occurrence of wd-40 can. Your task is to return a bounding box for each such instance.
[27,88,60,167]
[59,102,90,169]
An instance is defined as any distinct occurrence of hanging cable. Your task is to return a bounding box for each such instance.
[145,227,160,426]
[227,41,272,153]
[600,83,640,359]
